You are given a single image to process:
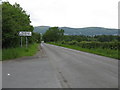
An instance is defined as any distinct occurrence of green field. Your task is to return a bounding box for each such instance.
[48,42,118,60]
[2,43,39,61]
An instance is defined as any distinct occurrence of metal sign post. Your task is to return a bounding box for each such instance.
[19,31,32,48]
[40,33,42,41]
[26,37,28,48]
[21,37,22,47]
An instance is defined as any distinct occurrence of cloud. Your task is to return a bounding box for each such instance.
[2,0,119,28]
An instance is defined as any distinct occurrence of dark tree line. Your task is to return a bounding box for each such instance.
[43,27,119,43]
[43,28,119,50]
[62,35,119,42]
[43,27,64,42]
[2,2,40,48]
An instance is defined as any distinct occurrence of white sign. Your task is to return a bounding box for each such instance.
[19,31,32,36]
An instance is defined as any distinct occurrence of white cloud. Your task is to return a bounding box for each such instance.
[2,0,119,28]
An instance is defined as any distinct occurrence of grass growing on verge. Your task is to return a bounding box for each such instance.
[2,43,39,61]
[0,50,2,61]
[48,42,118,60]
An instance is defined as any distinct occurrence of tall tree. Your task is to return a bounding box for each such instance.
[2,2,33,48]
[43,27,64,42]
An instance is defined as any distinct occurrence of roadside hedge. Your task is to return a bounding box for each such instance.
[59,41,119,50]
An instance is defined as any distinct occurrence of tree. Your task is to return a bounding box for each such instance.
[43,27,64,42]
[2,2,34,48]
[29,32,41,43]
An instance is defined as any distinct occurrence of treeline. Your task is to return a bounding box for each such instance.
[2,2,41,48]
[43,27,119,50]
[61,35,119,50]
[59,41,119,50]
[63,35,119,42]
[43,27,64,42]
[43,27,119,43]
[60,35,119,50]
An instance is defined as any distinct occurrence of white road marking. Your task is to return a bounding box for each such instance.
[7,74,10,76]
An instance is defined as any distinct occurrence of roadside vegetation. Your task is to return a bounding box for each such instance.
[2,1,119,60]
[48,42,118,59]
[2,43,39,60]
[2,2,41,60]
[43,27,119,60]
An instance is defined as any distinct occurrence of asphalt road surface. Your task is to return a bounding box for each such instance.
[2,43,118,88]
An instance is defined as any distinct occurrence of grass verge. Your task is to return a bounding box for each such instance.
[2,43,39,61]
[48,42,118,60]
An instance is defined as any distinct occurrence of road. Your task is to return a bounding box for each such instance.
[2,43,118,88]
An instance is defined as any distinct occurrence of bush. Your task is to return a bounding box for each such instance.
[60,41,119,50]
[2,43,39,60]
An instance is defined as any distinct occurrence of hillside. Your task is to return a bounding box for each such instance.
[34,26,118,36]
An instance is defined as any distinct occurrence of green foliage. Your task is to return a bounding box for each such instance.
[62,35,119,42]
[2,2,36,48]
[59,41,119,50]
[43,27,64,42]
[48,34,119,59]
[48,42,119,59]
[2,43,39,60]
[94,35,119,42]
[28,32,41,44]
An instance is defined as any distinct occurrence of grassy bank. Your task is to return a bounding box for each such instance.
[48,42,118,60]
[2,43,39,61]
[0,50,1,61]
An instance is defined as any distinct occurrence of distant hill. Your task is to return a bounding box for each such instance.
[34,26,118,36]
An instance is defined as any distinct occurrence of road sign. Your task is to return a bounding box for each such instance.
[19,31,32,48]
[19,31,32,36]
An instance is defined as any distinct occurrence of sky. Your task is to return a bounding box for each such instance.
[2,0,120,28]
